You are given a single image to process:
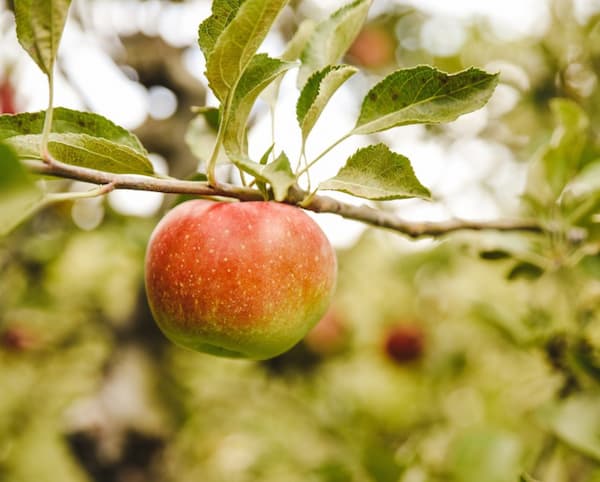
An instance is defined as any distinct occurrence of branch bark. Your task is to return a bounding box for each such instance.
[26,157,543,239]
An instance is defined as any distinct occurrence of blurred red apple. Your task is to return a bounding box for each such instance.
[304,307,349,356]
[1,326,39,352]
[347,25,396,69]
[145,200,337,360]
[384,324,425,364]
[0,78,17,114]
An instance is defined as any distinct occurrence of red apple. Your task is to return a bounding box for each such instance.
[0,78,17,114]
[347,25,396,69]
[384,325,425,364]
[304,307,349,356]
[145,200,337,359]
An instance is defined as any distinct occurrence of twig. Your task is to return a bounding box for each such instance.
[25,157,543,239]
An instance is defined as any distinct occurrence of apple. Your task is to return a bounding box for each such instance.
[347,25,396,69]
[304,307,349,356]
[0,78,17,114]
[384,324,425,364]
[144,200,337,360]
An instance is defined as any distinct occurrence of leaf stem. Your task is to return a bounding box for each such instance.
[44,182,116,204]
[297,132,351,177]
[41,74,55,161]
[206,121,225,187]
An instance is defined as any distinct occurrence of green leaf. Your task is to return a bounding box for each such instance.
[527,99,589,204]
[198,0,242,60]
[479,249,512,261]
[541,395,600,461]
[298,0,371,87]
[319,143,430,201]
[14,0,72,75]
[506,261,544,281]
[449,428,523,482]
[352,66,499,136]
[0,143,43,236]
[185,111,229,166]
[297,65,357,142]
[0,108,147,154]
[233,152,295,201]
[6,133,154,175]
[223,54,295,159]
[261,19,316,107]
[204,0,288,102]
[191,106,221,132]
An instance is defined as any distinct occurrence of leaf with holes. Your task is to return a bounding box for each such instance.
[297,64,357,143]
[319,144,430,200]
[352,66,498,135]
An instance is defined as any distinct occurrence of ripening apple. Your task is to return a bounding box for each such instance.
[384,324,425,364]
[347,24,396,69]
[0,78,17,114]
[145,200,337,360]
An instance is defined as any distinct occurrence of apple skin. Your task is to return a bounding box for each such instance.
[145,200,337,360]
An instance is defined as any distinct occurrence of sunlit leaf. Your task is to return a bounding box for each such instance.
[298,0,371,87]
[352,66,499,135]
[0,108,147,154]
[204,0,288,102]
[0,142,43,236]
[198,0,242,60]
[449,429,523,482]
[233,152,295,201]
[319,143,430,200]
[527,99,590,204]
[223,54,295,159]
[14,0,72,76]
[261,19,316,107]
[6,133,154,175]
[542,395,600,461]
[297,64,357,142]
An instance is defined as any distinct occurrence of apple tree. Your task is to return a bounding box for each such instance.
[2,0,600,481]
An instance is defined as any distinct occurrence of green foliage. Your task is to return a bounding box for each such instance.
[296,65,358,142]
[0,143,42,235]
[0,108,146,153]
[14,0,72,76]
[233,151,295,201]
[200,0,288,103]
[223,54,295,159]
[298,0,371,86]
[352,66,499,135]
[0,108,153,174]
[320,144,430,200]
[7,0,600,479]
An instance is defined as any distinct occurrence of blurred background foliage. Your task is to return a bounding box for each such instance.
[3,0,600,481]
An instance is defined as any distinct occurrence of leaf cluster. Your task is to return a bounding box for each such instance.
[0,0,498,236]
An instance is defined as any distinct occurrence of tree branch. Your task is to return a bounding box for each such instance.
[26,157,543,239]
